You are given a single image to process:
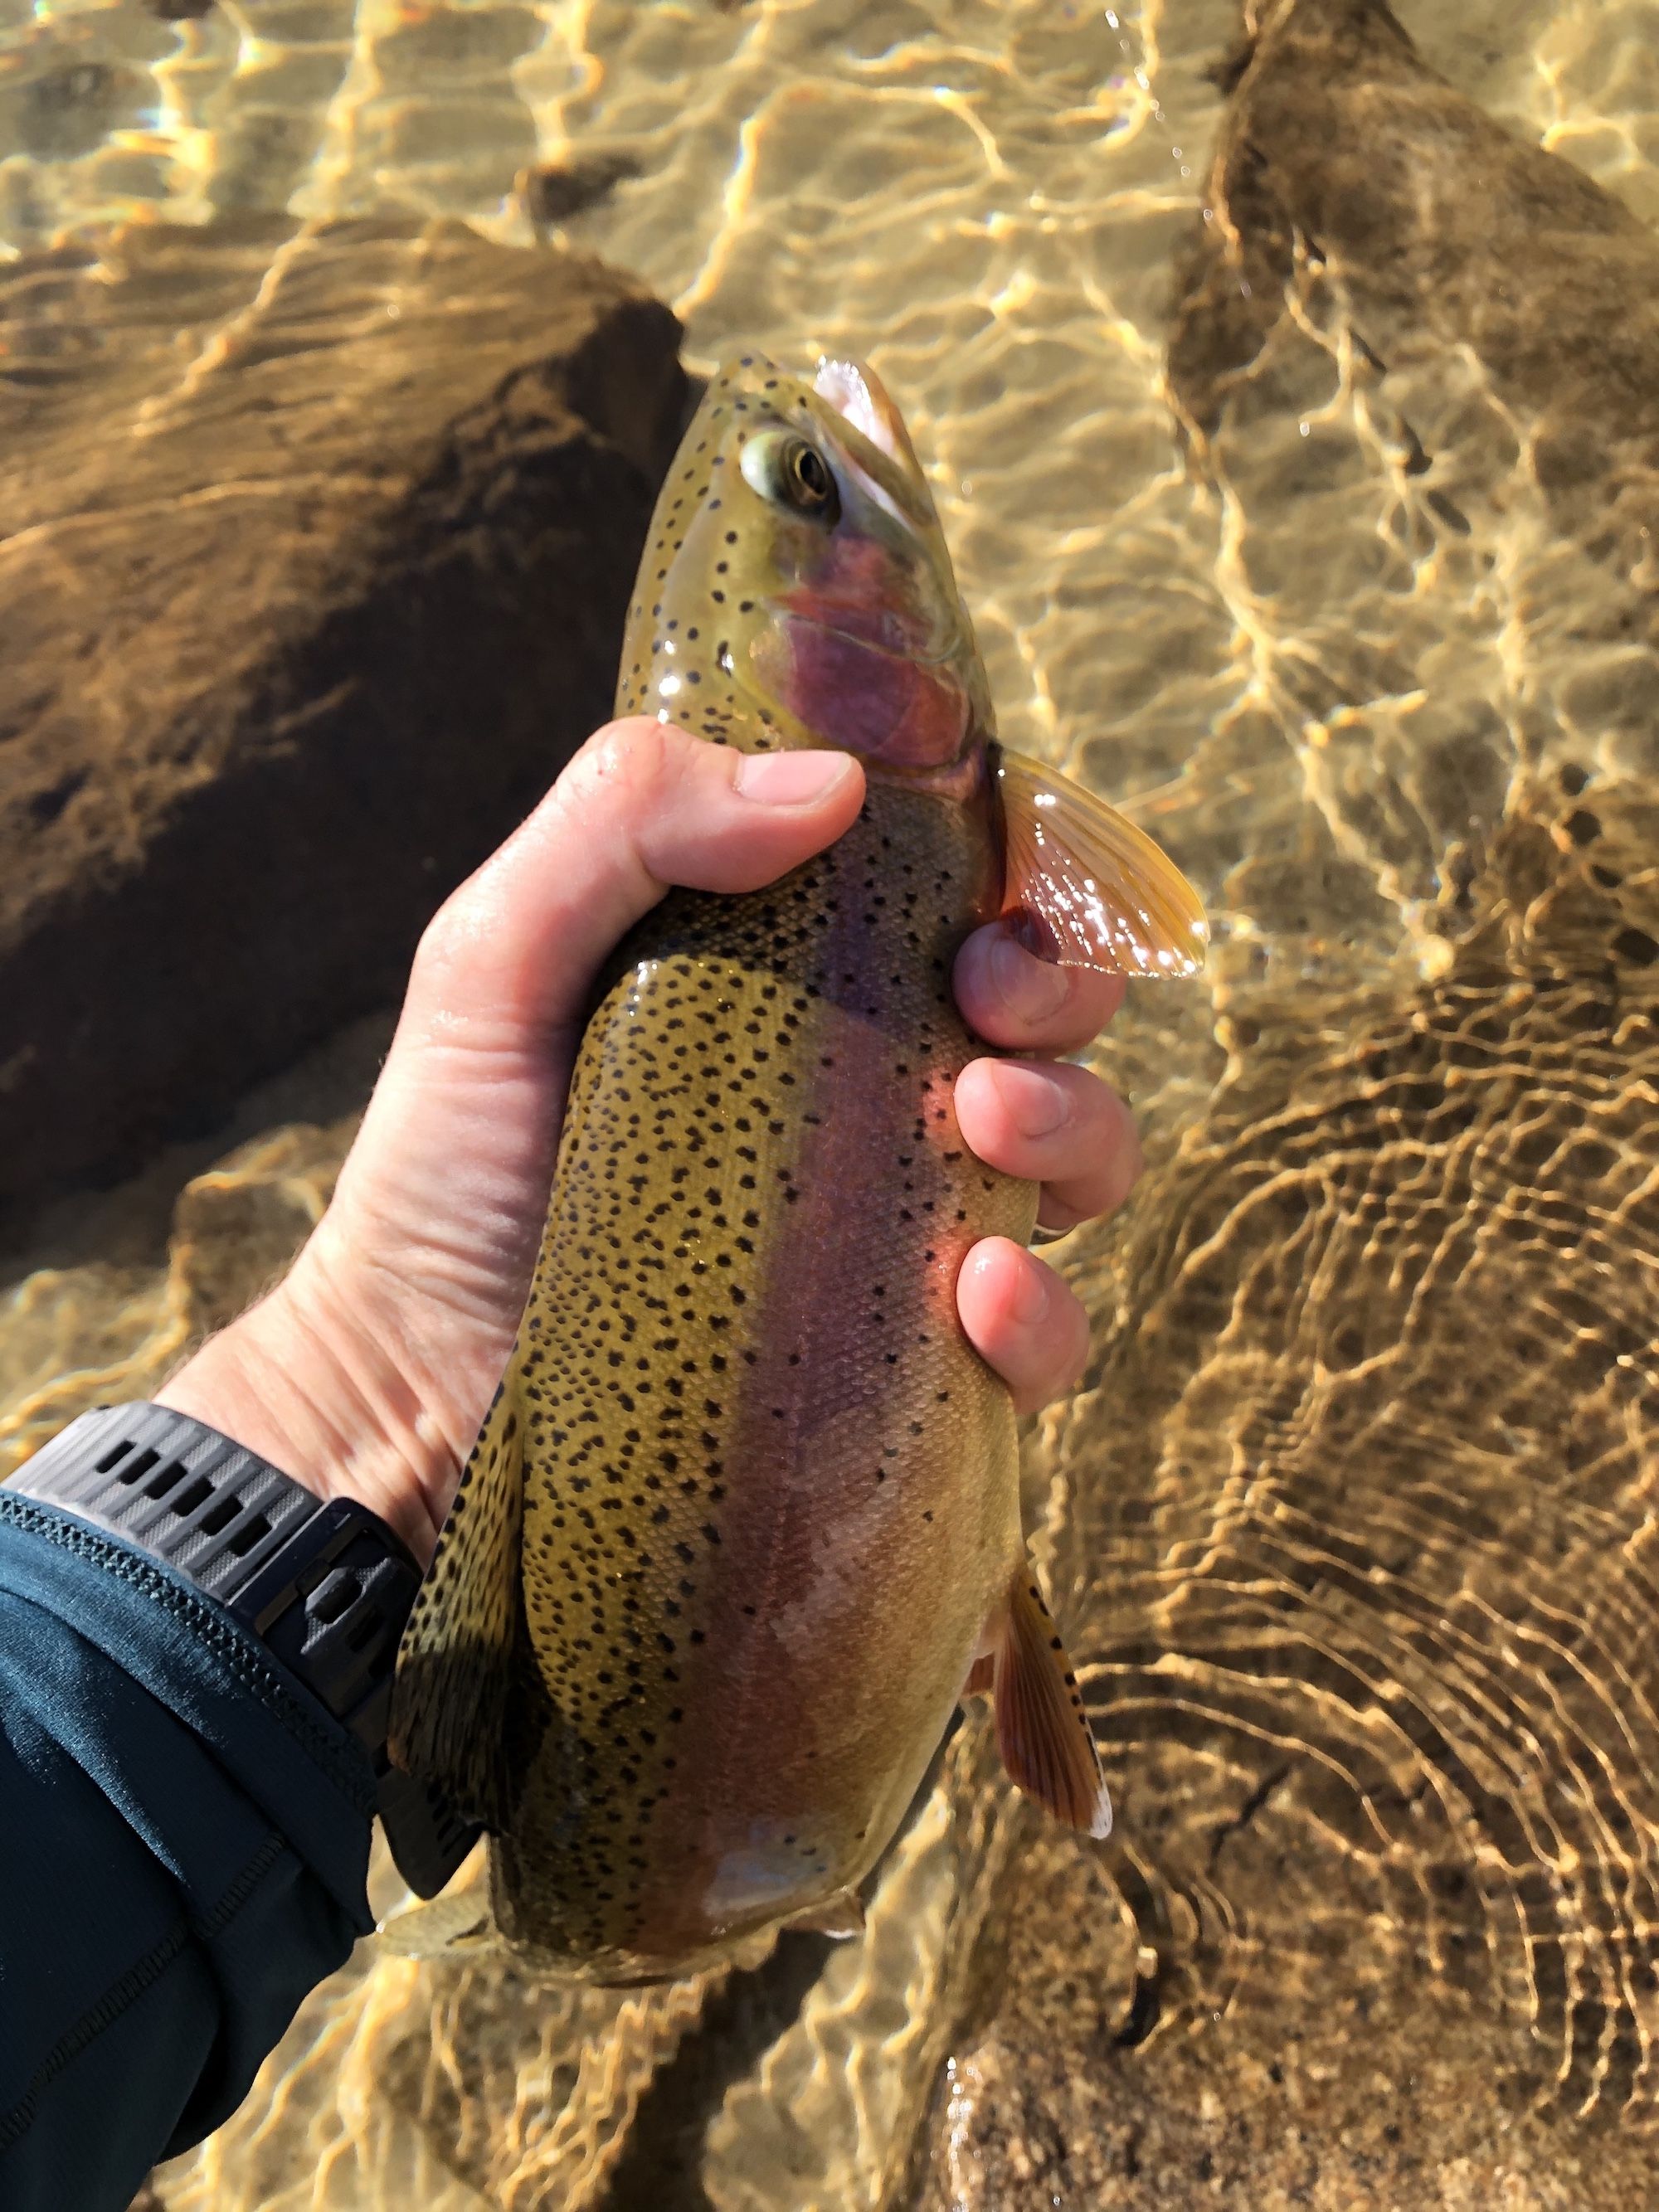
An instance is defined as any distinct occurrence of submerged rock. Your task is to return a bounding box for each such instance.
[0,215,686,1221]
[912,3,1659,2202]
[917,774,1659,2207]
[1168,0,1659,624]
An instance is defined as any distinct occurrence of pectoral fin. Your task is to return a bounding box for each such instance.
[984,1560,1112,1840]
[992,746,1207,980]
[389,1381,524,1830]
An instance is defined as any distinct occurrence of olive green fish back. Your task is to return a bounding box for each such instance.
[617,354,826,750]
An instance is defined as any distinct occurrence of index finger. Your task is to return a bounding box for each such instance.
[953,925,1127,1054]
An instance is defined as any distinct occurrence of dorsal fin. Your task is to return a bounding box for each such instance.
[389,1382,524,1830]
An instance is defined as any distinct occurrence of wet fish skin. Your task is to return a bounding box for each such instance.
[390,352,1204,1981]
[492,794,1031,1977]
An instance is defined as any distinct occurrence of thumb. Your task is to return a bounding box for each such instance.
[314,718,864,1284]
[398,717,864,1049]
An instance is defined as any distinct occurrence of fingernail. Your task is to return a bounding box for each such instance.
[1000,1062,1071,1138]
[734,750,854,806]
[990,931,1068,1019]
[1010,1256,1051,1326]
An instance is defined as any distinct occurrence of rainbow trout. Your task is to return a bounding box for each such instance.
[388,354,1205,1981]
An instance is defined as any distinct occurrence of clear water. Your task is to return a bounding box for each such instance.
[6,0,1659,2203]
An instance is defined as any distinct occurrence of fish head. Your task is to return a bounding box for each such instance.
[620,352,994,780]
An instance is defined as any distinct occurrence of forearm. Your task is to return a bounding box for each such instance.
[0,1490,377,2212]
[155,1258,459,1568]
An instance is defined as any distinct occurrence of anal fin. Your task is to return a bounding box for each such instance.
[389,1380,524,1831]
[985,1559,1112,1840]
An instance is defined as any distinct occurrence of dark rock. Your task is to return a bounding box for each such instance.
[2,59,153,163]
[1167,0,1659,597]
[0,215,687,1218]
[514,152,641,232]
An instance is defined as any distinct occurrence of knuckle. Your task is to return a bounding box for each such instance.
[413,857,516,984]
[411,894,474,987]
[567,717,679,814]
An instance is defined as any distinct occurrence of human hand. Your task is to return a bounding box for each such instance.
[158,721,1141,1562]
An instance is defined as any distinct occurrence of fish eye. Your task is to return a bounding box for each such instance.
[740,431,841,524]
[786,441,834,512]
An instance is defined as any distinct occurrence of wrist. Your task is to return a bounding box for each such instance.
[155,1262,455,1566]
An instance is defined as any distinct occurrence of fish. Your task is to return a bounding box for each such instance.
[386,351,1206,1982]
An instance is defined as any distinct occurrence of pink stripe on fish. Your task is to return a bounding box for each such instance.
[752,618,969,767]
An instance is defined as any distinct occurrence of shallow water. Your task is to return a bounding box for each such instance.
[7,0,1659,2203]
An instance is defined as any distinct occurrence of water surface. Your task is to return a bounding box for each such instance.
[7,1,1659,2203]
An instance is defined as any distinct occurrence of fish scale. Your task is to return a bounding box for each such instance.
[389,351,1205,1982]
[494,794,1032,1970]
